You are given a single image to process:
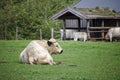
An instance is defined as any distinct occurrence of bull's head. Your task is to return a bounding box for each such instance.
[105,32,110,41]
[105,33,108,39]
[47,38,63,54]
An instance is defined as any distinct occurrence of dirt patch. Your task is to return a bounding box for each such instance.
[56,61,62,65]
[0,61,8,64]
[114,54,120,56]
[68,64,77,67]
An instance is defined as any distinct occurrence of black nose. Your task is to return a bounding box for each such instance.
[60,50,63,54]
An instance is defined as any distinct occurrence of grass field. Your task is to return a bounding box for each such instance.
[0,40,120,80]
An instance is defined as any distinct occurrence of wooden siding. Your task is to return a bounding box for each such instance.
[51,7,120,40]
[65,19,78,28]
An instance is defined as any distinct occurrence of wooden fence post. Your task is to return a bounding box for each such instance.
[16,26,18,40]
[40,29,42,40]
[51,28,54,38]
[101,20,104,39]
[87,19,90,39]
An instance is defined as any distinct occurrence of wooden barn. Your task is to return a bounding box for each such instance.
[51,6,120,40]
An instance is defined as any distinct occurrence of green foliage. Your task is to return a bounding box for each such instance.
[0,40,120,80]
[95,6,99,10]
[0,0,77,40]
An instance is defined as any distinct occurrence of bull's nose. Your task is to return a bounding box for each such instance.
[60,50,63,54]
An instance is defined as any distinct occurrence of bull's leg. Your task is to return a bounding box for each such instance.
[110,37,112,42]
[83,37,85,42]
[37,57,54,65]
[110,35,112,42]
[83,36,87,42]
[48,60,54,65]
[74,37,78,41]
[47,55,55,65]
[109,33,113,42]
[84,39,85,42]
[37,54,55,65]
[37,59,54,65]
[48,58,55,65]
[29,57,36,65]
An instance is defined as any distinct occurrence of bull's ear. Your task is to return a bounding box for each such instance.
[47,41,52,46]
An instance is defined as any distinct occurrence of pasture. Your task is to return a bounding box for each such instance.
[0,40,120,80]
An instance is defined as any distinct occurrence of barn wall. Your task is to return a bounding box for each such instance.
[88,19,120,40]
[65,19,79,29]
[61,18,120,40]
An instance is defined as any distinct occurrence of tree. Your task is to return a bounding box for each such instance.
[0,0,77,40]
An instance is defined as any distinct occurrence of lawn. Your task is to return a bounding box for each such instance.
[0,40,120,80]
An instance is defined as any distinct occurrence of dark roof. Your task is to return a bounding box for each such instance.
[51,7,120,19]
[74,0,120,11]
[51,7,87,20]
[76,8,120,19]
[76,8,120,15]
[51,0,120,20]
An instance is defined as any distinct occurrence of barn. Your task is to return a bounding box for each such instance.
[51,2,120,40]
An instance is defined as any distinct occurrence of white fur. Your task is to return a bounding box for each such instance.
[74,32,87,42]
[60,29,77,39]
[106,27,120,42]
[19,39,63,65]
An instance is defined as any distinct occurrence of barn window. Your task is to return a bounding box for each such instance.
[65,19,78,28]
[90,19,102,27]
[104,19,116,27]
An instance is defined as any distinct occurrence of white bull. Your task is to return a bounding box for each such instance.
[105,27,120,42]
[60,29,77,39]
[73,32,87,42]
[19,38,63,65]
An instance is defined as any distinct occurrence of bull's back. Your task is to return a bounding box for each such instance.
[110,27,120,36]
[19,48,29,63]
[19,41,35,63]
[74,32,87,37]
[20,41,37,63]
[19,41,48,64]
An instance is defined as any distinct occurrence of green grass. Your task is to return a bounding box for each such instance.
[0,40,120,80]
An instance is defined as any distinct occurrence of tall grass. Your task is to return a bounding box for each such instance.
[0,40,120,80]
